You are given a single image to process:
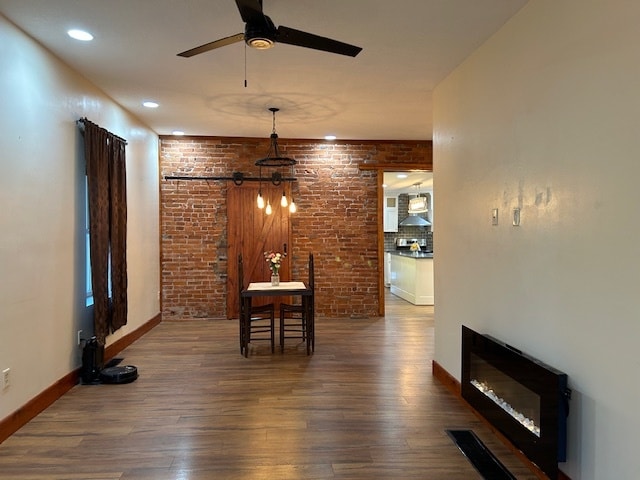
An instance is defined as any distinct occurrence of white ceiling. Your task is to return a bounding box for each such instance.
[383,171,433,194]
[0,0,527,140]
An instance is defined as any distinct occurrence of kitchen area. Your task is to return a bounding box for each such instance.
[383,171,434,306]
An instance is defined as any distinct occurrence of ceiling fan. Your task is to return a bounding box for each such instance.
[177,0,362,58]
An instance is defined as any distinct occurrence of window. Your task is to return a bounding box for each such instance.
[85,177,111,306]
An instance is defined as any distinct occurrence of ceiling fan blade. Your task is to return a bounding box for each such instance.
[276,25,362,57]
[235,0,264,24]
[177,33,244,57]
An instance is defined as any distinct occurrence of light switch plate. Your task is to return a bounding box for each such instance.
[492,208,499,226]
[513,208,521,226]
[2,368,9,390]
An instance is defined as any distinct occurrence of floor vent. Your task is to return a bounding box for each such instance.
[446,429,516,480]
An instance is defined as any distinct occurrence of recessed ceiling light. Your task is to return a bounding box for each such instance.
[324,135,337,141]
[67,29,93,41]
[397,174,408,179]
[142,101,159,108]
[382,183,388,188]
[172,130,185,136]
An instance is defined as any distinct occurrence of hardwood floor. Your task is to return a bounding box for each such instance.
[0,291,538,479]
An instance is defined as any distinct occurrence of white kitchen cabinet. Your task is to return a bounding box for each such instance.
[383,196,398,232]
[384,252,391,287]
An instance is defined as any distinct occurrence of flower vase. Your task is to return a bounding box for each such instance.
[271,273,280,286]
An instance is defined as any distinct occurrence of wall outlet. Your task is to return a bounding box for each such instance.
[77,330,83,346]
[2,368,10,390]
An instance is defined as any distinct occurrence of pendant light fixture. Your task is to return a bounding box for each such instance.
[255,107,298,214]
[280,164,289,208]
[256,164,265,209]
[255,108,296,167]
[408,183,429,213]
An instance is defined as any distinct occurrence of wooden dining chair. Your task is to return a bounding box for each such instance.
[238,254,275,355]
[279,253,314,354]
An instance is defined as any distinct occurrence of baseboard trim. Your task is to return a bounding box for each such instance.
[0,313,161,444]
[432,360,571,480]
[105,312,161,361]
[0,368,78,445]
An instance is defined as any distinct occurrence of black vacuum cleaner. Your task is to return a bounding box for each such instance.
[81,336,138,384]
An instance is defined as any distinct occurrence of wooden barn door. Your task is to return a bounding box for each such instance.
[227,181,291,319]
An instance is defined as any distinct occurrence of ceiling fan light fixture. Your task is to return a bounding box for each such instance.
[177,2,361,58]
[247,36,274,49]
[245,18,276,50]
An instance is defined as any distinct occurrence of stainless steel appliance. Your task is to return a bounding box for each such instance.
[395,238,427,249]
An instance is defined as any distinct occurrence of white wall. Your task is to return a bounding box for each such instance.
[0,15,159,420]
[433,1,640,478]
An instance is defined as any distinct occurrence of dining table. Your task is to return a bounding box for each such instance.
[240,281,314,356]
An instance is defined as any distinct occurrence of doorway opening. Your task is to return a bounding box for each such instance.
[381,170,433,315]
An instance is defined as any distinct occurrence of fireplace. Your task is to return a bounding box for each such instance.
[461,326,570,479]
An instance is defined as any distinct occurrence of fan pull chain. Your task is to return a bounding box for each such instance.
[244,42,247,88]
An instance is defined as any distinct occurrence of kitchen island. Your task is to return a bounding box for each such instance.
[389,251,434,305]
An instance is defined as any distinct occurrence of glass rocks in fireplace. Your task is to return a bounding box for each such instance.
[470,354,541,437]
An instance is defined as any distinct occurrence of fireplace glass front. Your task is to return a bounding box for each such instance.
[470,352,541,437]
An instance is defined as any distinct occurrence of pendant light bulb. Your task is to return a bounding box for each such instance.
[289,199,297,213]
[265,200,272,215]
[257,191,265,209]
[281,191,288,207]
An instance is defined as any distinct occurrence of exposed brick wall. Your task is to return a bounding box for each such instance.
[160,137,431,320]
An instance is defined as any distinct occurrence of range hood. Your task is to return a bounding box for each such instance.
[399,214,431,227]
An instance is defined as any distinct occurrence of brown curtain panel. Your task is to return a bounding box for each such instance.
[82,118,128,342]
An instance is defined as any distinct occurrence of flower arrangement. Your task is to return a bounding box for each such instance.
[264,251,286,274]
[410,242,421,252]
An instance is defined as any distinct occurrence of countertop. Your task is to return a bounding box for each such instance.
[388,250,434,259]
